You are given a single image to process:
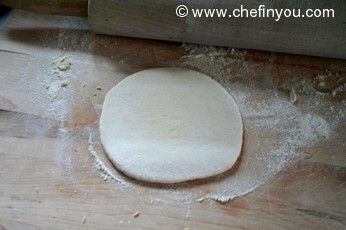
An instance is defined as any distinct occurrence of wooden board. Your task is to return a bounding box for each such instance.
[0,9,345,229]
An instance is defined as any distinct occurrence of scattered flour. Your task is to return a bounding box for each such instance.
[332,84,346,97]
[85,43,343,204]
[57,57,72,71]
[290,88,297,103]
[88,131,126,186]
[15,50,76,182]
[299,114,330,139]
[81,216,86,224]
[45,56,72,100]
[132,212,140,218]
[12,8,344,206]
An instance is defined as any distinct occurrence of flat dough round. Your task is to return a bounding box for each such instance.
[100,67,243,183]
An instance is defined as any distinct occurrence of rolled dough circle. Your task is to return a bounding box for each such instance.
[100,67,243,183]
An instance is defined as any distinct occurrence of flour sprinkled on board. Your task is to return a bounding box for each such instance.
[83,44,344,204]
[45,56,73,100]
[15,9,344,207]
[299,114,330,139]
[87,129,126,186]
[175,44,343,203]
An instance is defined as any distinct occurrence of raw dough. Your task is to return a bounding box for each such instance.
[100,67,243,183]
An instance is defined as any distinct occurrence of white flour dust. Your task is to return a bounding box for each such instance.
[86,45,344,203]
[26,54,77,181]
[6,11,126,186]
[11,9,344,205]
[88,130,126,186]
[13,35,79,182]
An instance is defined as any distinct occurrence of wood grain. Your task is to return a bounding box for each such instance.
[0,10,345,229]
[0,0,87,16]
[89,0,346,59]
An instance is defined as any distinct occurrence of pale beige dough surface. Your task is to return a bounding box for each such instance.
[100,67,243,183]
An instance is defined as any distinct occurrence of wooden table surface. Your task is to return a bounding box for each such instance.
[0,9,345,229]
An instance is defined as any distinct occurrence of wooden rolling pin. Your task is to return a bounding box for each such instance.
[1,0,345,59]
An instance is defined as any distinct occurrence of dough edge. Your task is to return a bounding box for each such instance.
[100,67,243,183]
